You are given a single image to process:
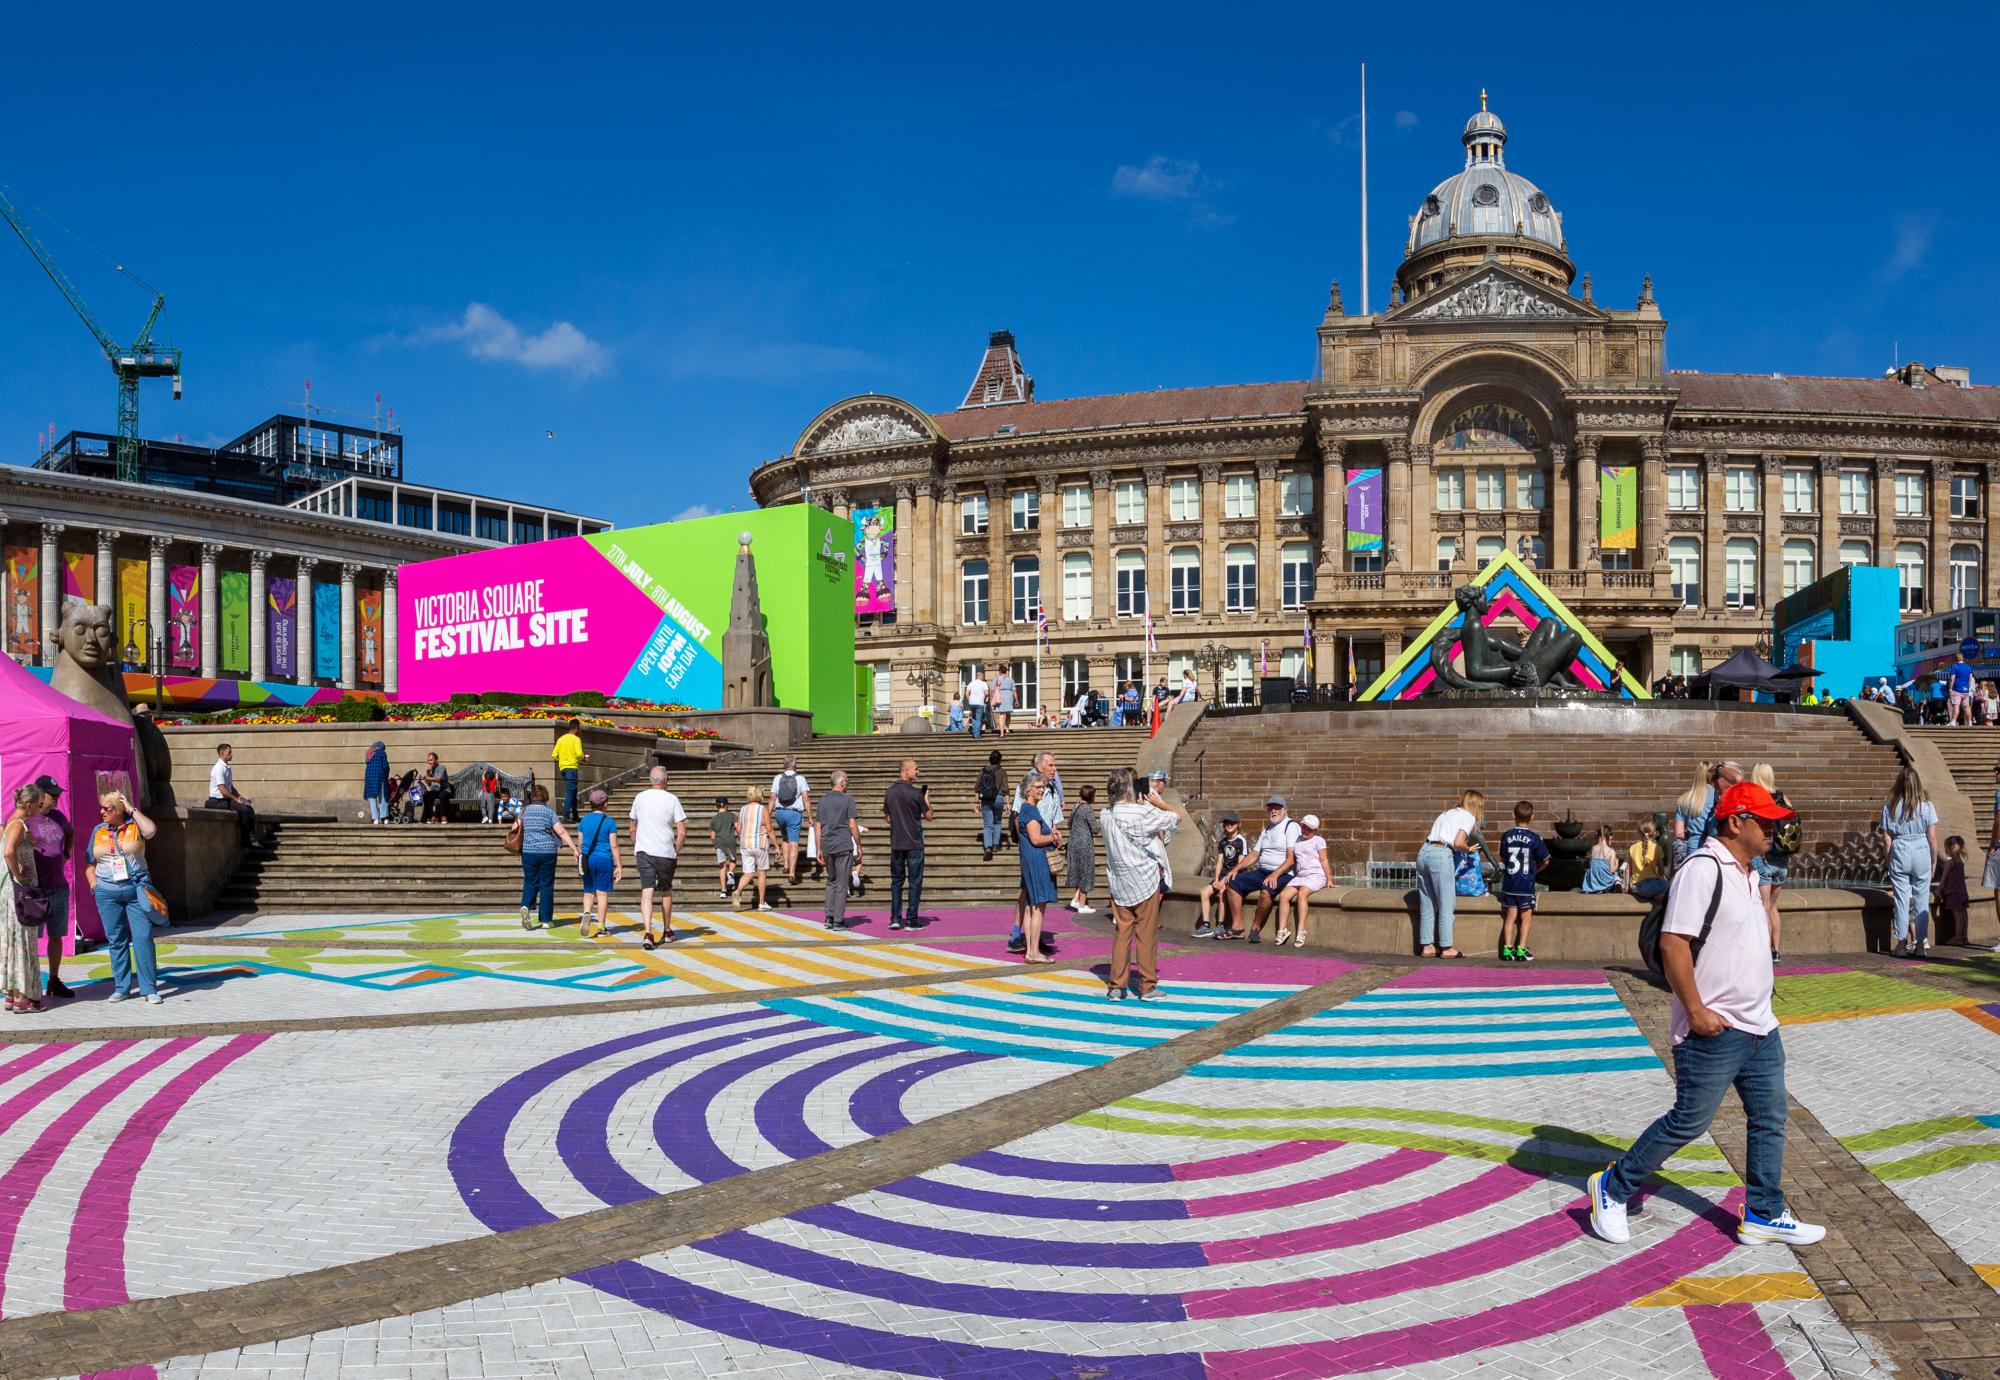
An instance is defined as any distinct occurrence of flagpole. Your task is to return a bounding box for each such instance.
[1035,599,1044,726]
[1143,590,1152,694]
[1359,61,1369,317]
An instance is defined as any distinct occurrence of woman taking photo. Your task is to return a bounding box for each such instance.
[2,784,48,1013]
[90,790,162,1004]
[575,789,622,940]
[1416,790,1482,958]
[1065,785,1100,915]
[1880,765,1939,957]
[516,784,579,932]
[1017,775,1060,963]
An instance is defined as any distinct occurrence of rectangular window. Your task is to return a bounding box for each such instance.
[475,509,508,543]
[1838,469,1871,515]
[1838,539,1872,568]
[436,501,471,537]
[1224,545,1256,612]
[357,488,393,523]
[1781,469,1815,514]
[1436,537,1458,571]
[1896,544,1926,612]
[1168,478,1200,522]
[1724,540,1758,610]
[1114,481,1146,526]
[1781,540,1816,599]
[1061,655,1089,706]
[1278,471,1314,516]
[1061,552,1092,621]
[1475,468,1505,510]
[1223,474,1255,518]
[512,516,544,544]
[1169,547,1201,615]
[1951,474,1982,520]
[1115,653,1143,689]
[1010,489,1039,532]
[1670,647,1702,677]
[1222,651,1255,706]
[960,560,989,625]
[1435,468,1464,511]
[1280,541,1314,609]
[1723,467,1758,512]
[1666,466,1700,511]
[1061,485,1092,528]
[1517,469,1545,509]
[1115,551,1146,617]
[1010,556,1040,623]
[1595,547,1625,570]
[396,496,433,530]
[1894,473,1925,517]
[1349,552,1383,573]
[1009,657,1039,712]
[1950,545,1980,610]
[961,493,989,535]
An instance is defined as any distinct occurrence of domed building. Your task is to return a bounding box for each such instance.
[751,95,2000,724]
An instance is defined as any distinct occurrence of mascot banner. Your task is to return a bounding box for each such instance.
[62,551,94,614]
[4,546,37,659]
[396,504,857,733]
[169,566,201,670]
[852,506,895,615]
[357,590,382,686]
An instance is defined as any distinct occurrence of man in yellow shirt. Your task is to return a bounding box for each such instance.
[552,718,588,822]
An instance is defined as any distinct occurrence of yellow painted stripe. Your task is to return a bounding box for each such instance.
[1632,1272,1820,1307]
[669,947,820,991]
[647,954,738,993]
[1976,1263,2000,1289]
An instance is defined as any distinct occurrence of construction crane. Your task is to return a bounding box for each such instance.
[0,183,181,483]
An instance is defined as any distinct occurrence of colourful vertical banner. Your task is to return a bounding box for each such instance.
[168,565,200,670]
[1345,468,1384,553]
[1599,466,1638,550]
[357,589,383,685]
[267,576,298,679]
[4,546,39,659]
[313,581,340,681]
[61,552,94,613]
[115,557,147,665]
[219,570,250,674]
[852,506,896,614]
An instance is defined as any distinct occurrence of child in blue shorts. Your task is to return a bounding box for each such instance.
[1497,799,1551,962]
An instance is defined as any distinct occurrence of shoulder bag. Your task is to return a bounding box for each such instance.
[504,816,525,854]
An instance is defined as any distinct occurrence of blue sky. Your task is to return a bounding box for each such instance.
[2,3,1996,526]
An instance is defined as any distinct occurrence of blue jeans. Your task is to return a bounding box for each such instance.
[1888,837,1931,944]
[93,880,158,997]
[981,799,1004,852]
[560,769,580,819]
[890,848,925,924]
[1604,1026,1788,1220]
[1415,843,1456,947]
[520,852,559,926]
[367,793,389,823]
[969,704,985,738]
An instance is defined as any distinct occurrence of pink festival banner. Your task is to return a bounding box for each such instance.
[853,506,896,615]
[168,565,201,670]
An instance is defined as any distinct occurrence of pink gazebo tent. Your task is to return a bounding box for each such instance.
[0,654,138,946]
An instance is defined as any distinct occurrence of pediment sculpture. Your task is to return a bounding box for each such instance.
[1406,272,1582,321]
[811,414,924,453]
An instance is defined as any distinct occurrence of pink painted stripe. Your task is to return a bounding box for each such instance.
[1386,965,1606,988]
[0,1043,73,1092]
[1187,1198,1581,1318]
[1171,1140,1335,1182]
[67,1035,269,1313]
[0,1038,199,1316]
[1686,1301,1797,1380]
[1189,1147,1442,1218]
[0,1043,134,1138]
[1203,1161,1538,1264]
[1202,1188,1746,1378]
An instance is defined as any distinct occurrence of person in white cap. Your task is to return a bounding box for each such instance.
[1276,814,1328,947]
[1222,795,1299,942]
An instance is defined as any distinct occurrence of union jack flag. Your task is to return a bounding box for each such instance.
[1144,608,1156,654]
[1037,600,1049,652]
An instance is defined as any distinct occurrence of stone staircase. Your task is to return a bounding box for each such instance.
[1908,725,2000,847]
[1174,703,1905,878]
[215,726,1159,915]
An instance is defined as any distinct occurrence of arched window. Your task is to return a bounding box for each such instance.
[1724,538,1759,609]
[1436,537,1459,571]
[1838,539,1872,569]
[1895,541,1926,613]
[1781,539,1816,600]
[1668,537,1700,606]
[1061,552,1092,621]
[1474,535,1504,564]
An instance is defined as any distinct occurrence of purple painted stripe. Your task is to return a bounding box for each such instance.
[1686,1301,1798,1379]
[1204,1161,1537,1263]
[1186,1147,1440,1219]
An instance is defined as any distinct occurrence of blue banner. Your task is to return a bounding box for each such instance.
[313,580,341,681]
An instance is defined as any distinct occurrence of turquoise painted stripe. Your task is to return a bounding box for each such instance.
[1221,1034,1653,1058]
[779,996,1160,1049]
[1313,999,1625,1019]
[1189,1055,1662,1081]
[925,993,1215,1030]
[1280,1015,1638,1035]
[1349,986,1612,1003]
[763,999,1110,1064]
[1117,983,1307,1000]
[1981,1114,2000,1128]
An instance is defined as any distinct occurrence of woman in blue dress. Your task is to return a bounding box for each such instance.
[575,789,622,939]
[1017,775,1060,963]
[1880,766,1938,957]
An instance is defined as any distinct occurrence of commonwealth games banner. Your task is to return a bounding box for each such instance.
[219,571,250,674]
[1345,468,1384,553]
[358,590,383,686]
[853,506,895,615]
[1599,466,1637,550]
[169,566,200,670]
[398,504,857,733]
[4,546,37,659]
[116,557,147,665]
[313,581,340,681]
[62,552,94,614]
[268,577,298,679]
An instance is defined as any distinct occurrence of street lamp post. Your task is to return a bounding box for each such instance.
[123,617,165,709]
[1195,640,1234,708]
[906,665,943,731]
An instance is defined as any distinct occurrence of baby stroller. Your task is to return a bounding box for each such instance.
[387,770,420,825]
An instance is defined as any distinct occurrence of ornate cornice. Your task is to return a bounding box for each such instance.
[1816,453,1842,475]
[1090,468,1112,490]
[1671,424,2000,460]
[1667,513,1703,533]
[1876,456,1900,478]
[1219,519,1257,540]
[1951,520,1983,541]
[1143,465,1167,487]
[1780,515,1816,534]
[1164,522,1202,543]
[1894,518,1929,538]
[1255,457,1280,480]
[1759,452,1785,474]
[1111,523,1146,544]
[1198,462,1222,485]
[1839,516,1873,536]
[1723,514,1761,533]
[1057,530,1093,550]
[1702,449,1728,474]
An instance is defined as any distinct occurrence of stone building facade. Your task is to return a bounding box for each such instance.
[750,97,2000,724]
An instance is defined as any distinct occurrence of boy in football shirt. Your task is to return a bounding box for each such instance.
[1497,800,1551,962]
[1194,813,1248,939]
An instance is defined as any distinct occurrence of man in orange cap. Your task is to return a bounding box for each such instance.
[1588,781,1826,1249]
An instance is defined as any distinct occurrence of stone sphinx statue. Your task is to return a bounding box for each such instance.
[1426,583,1589,694]
[49,602,172,805]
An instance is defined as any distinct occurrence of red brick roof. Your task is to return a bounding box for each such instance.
[932,381,1313,442]
[1673,372,2000,423]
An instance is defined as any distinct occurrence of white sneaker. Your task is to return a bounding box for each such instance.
[145,994,164,1006]
[1737,1205,1826,1246]
[1587,1168,1630,1244]
[106,989,128,1003]
[1074,905,1097,915]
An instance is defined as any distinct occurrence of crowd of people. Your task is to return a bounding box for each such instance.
[1860,651,2000,726]
[943,667,1201,734]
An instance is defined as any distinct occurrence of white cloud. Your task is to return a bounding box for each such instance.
[417,303,611,378]
[1877,214,1935,285]
[669,504,716,522]
[1394,110,1419,130]
[1112,156,1202,201]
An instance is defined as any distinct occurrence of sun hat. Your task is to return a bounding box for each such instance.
[1301,813,1320,830]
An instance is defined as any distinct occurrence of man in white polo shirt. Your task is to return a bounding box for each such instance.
[628,766,688,949]
[1589,781,1825,1249]
[963,667,990,739]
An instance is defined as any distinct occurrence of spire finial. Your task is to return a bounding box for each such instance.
[1480,88,1488,112]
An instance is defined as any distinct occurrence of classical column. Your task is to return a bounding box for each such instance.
[1198,463,1222,615]
[983,479,1006,632]
[825,488,851,521]
[1640,436,1668,569]
[1037,474,1059,626]
[339,563,359,688]
[1316,436,1346,580]
[893,483,915,616]
[1573,435,1601,567]
[296,558,319,683]
[37,523,61,666]
[248,549,271,682]
[1929,457,1953,611]
[911,479,937,626]
[1759,453,1784,612]
[382,567,399,695]
[147,535,170,667]
[1702,450,1727,611]
[1384,439,1410,571]
[198,543,221,677]
[94,530,116,608]
[1407,446,1433,578]
[1873,457,1897,604]
[1816,454,1841,587]
[938,483,958,628]
[1550,442,1572,568]
[1986,461,2000,605]
[1144,465,1168,622]
[1091,468,1113,624]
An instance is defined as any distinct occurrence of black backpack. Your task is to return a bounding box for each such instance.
[976,766,999,804]
[1638,854,1726,976]
[776,772,800,807]
[1766,789,1802,862]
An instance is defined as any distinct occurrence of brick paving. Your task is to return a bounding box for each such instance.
[0,913,1995,1376]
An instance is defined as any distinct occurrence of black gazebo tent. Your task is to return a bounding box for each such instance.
[1689,648,1814,699]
